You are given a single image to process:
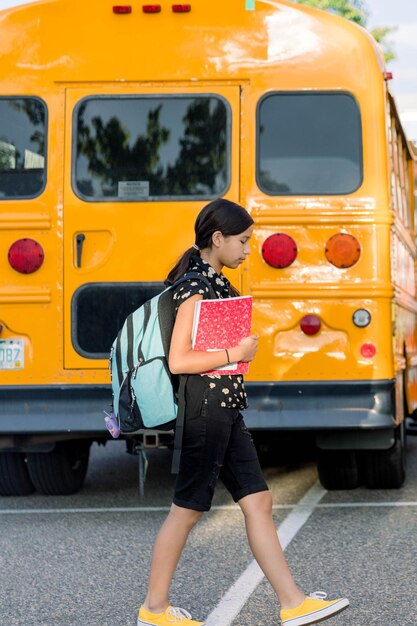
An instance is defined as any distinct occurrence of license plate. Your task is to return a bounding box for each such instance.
[0,338,25,369]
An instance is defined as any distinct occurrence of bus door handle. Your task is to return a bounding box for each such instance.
[76,233,86,268]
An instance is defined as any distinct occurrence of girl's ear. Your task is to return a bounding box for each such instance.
[211,230,223,249]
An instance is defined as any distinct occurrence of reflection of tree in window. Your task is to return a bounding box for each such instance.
[77,104,170,196]
[0,140,16,170]
[0,98,45,198]
[167,99,227,195]
[258,170,290,193]
[0,99,45,170]
[10,99,45,160]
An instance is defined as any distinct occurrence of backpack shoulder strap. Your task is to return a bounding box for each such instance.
[171,271,216,299]
[169,272,215,475]
[171,374,188,475]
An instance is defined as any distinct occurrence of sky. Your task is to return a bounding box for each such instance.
[0,0,416,140]
[365,0,417,141]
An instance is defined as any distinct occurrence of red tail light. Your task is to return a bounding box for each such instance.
[360,343,376,358]
[143,4,161,12]
[300,315,321,336]
[325,233,361,268]
[261,233,297,268]
[8,239,44,274]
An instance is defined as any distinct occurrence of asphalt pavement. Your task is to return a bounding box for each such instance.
[0,434,416,626]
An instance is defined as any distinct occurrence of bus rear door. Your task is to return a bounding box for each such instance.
[63,86,241,372]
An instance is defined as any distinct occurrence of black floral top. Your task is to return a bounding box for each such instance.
[172,255,248,410]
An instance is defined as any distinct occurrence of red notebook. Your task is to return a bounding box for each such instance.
[191,295,253,375]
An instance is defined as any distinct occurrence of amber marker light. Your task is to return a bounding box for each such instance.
[8,239,44,274]
[300,315,321,336]
[261,233,297,268]
[360,343,376,358]
[325,233,361,269]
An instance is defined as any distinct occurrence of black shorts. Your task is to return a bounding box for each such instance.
[173,378,269,512]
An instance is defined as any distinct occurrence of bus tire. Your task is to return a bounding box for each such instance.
[26,440,91,495]
[364,423,406,489]
[0,452,36,496]
[317,450,359,490]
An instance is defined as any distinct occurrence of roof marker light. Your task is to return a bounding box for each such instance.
[143,4,161,12]
[384,72,393,81]
[172,4,191,11]
[113,5,132,13]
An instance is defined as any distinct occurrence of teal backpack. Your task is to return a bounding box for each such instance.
[108,272,213,471]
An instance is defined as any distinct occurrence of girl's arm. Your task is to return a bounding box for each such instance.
[169,294,257,375]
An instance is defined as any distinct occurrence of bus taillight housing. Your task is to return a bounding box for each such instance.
[325,233,361,268]
[262,233,297,268]
[8,238,44,274]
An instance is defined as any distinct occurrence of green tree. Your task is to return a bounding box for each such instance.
[295,0,396,62]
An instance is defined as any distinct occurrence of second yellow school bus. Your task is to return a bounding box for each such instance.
[0,0,416,494]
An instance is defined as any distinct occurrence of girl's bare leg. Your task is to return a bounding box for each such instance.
[143,503,203,613]
[238,491,306,610]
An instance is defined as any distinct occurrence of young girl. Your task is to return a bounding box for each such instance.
[137,199,349,626]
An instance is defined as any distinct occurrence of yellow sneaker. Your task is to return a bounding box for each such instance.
[137,605,204,626]
[280,591,349,626]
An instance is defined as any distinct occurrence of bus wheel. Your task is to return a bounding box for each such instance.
[26,440,91,495]
[317,450,359,490]
[364,423,406,489]
[0,452,36,496]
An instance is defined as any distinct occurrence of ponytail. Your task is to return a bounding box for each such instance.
[165,247,198,286]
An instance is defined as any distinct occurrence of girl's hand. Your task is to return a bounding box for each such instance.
[237,335,259,362]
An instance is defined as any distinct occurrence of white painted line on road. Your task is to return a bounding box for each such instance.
[317,502,417,508]
[204,482,326,626]
[1,500,417,515]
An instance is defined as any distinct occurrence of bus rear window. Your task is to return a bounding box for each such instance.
[72,282,164,358]
[74,95,230,201]
[257,92,362,196]
[0,98,47,199]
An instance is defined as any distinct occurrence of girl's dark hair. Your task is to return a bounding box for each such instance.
[165,199,254,293]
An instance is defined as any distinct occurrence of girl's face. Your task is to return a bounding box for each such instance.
[215,225,253,269]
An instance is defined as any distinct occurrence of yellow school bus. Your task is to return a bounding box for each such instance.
[1,0,416,494]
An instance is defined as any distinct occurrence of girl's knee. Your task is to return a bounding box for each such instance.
[239,489,273,517]
[169,503,203,528]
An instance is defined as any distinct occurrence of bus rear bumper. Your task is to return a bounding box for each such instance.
[0,380,396,451]
[0,385,112,450]
[244,379,396,450]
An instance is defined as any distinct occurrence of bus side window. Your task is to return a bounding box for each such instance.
[0,98,47,199]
